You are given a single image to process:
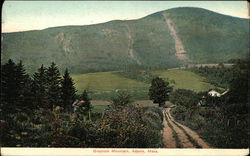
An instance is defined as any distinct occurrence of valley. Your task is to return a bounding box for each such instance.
[1,5,249,149]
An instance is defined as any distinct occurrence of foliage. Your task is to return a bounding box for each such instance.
[148,77,172,106]
[1,105,163,148]
[142,107,164,131]
[61,69,77,109]
[79,90,92,112]
[1,59,32,113]
[1,61,78,113]
[188,65,234,88]
[170,89,199,108]
[32,64,49,108]
[46,62,62,109]
[94,106,163,148]
[170,60,249,148]
[111,91,133,107]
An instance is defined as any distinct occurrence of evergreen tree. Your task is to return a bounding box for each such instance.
[32,64,49,108]
[1,60,31,112]
[80,90,92,112]
[19,77,35,109]
[148,77,172,107]
[1,59,18,112]
[15,61,30,108]
[46,62,62,109]
[61,69,76,109]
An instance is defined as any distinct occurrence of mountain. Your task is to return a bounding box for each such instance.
[1,7,249,73]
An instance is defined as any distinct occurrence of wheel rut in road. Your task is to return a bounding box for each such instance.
[162,108,211,148]
[167,108,211,148]
[162,110,176,148]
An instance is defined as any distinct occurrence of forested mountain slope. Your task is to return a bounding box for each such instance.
[2,7,249,73]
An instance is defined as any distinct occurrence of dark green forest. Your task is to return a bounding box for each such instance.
[0,60,164,147]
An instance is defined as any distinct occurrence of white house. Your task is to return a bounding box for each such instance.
[208,89,221,97]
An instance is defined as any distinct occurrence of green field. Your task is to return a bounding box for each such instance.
[153,69,217,92]
[72,71,149,92]
[72,69,218,100]
[92,105,109,113]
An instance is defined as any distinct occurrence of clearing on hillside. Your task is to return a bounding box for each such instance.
[153,69,217,92]
[72,71,149,93]
[72,69,218,100]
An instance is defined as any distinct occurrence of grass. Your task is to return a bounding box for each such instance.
[72,69,218,100]
[153,69,217,92]
[72,71,149,93]
[92,105,109,113]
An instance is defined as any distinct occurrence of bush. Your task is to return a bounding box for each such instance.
[1,105,163,148]
[111,91,133,107]
[93,106,163,148]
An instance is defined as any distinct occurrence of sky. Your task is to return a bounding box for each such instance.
[2,1,249,33]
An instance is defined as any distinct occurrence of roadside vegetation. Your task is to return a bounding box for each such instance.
[169,59,249,148]
[187,63,234,88]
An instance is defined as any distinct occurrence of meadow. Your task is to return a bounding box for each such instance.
[72,69,218,100]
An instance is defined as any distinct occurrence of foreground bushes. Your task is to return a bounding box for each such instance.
[1,106,163,147]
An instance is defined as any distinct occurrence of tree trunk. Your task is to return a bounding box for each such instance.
[88,111,92,121]
[159,102,165,107]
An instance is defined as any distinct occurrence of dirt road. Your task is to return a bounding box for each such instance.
[162,108,211,148]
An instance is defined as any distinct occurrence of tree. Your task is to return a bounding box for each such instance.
[15,61,32,108]
[1,59,19,112]
[61,69,76,109]
[170,89,199,107]
[32,64,49,108]
[221,59,249,125]
[46,62,62,109]
[111,90,133,107]
[80,90,92,120]
[148,77,172,107]
[1,60,32,112]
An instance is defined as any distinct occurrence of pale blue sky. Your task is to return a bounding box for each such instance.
[2,1,249,33]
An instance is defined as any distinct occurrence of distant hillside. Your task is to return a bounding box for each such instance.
[165,7,249,63]
[2,7,249,73]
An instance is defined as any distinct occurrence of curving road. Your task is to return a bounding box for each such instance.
[163,108,211,148]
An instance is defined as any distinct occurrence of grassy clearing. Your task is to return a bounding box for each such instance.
[153,69,217,92]
[92,105,109,113]
[72,69,217,100]
[72,72,149,93]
